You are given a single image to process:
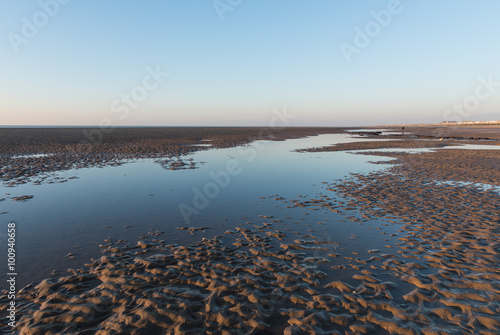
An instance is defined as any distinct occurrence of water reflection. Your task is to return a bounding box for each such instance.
[0,134,446,287]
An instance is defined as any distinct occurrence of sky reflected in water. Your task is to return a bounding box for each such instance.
[0,134,405,287]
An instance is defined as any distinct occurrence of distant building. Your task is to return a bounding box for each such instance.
[441,120,500,125]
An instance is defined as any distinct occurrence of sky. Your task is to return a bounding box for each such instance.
[1,0,500,126]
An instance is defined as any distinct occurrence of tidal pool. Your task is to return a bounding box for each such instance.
[1,134,398,287]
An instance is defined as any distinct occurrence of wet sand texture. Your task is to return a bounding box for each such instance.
[289,147,500,334]
[357,149,500,186]
[297,140,458,152]
[1,228,334,334]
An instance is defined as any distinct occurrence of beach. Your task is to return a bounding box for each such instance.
[0,126,499,334]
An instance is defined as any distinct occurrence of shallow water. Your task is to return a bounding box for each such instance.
[10,154,54,159]
[444,143,500,150]
[1,133,494,288]
[345,128,401,136]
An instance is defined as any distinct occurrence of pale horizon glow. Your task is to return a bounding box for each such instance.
[1,1,500,126]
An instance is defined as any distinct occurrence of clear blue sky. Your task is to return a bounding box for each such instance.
[1,1,499,126]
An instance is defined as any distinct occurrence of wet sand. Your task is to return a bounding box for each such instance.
[297,139,458,152]
[400,125,500,140]
[353,125,500,140]
[1,126,499,334]
[299,126,500,153]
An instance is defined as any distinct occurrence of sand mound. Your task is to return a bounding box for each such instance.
[2,227,335,334]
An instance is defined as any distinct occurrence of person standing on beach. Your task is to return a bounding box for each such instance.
[401,126,405,135]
